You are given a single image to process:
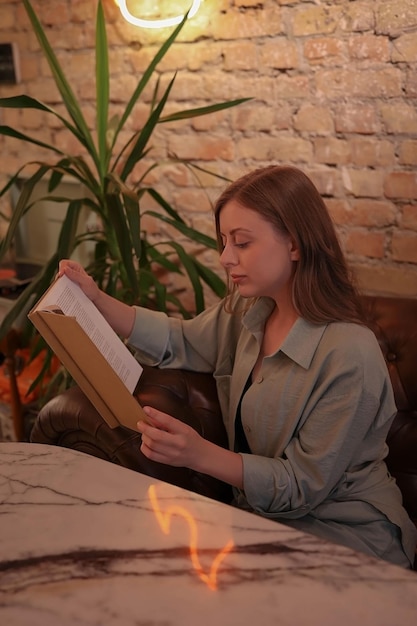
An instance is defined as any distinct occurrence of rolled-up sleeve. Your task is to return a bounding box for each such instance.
[128,307,171,365]
[127,300,240,373]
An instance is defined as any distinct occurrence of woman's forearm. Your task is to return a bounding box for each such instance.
[193,440,244,490]
[93,289,136,339]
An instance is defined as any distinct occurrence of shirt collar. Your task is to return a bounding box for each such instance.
[243,298,327,370]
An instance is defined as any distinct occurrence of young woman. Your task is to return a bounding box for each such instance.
[59,165,417,568]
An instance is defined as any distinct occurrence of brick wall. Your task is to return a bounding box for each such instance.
[0,0,416,299]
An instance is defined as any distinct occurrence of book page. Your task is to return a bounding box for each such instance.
[35,275,142,393]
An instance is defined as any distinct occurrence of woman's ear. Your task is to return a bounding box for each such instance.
[289,238,300,261]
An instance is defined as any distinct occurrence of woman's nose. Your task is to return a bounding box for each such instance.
[219,244,236,268]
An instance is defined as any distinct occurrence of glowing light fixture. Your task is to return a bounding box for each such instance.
[115,0,202,29]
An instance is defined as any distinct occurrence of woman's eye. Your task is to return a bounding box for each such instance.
[235,242,249,249]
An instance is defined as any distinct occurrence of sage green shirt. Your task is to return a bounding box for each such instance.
[128,297,417,565]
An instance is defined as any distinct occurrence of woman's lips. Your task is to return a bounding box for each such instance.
[230,274,246,284]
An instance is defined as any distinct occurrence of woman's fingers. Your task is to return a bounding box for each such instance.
[57,259,99,301]
[142,406,179,431]
[137,406,195,466]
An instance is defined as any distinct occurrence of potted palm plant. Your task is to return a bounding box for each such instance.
[0,0,248,352]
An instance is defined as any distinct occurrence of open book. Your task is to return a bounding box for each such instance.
[28,274,146,430]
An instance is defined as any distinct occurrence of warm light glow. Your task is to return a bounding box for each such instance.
[148,484,234,590]
[115,0,202,29]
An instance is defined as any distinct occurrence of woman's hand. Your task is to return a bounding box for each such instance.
[58,259,135,338]
[137,406,244,489]
[58,259,100,303]
[137,407,205,469]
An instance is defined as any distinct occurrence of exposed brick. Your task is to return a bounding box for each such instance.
[342,169,384,198]
[335,104,380,134]
[223,41,258,71]
[303,37,346,65]
[392,232,417,263]
[18,54,41,82]
[70,0,96,22]
[1,107,20,128]
[405,69,417,98]
[168,134,235,161]
[401,205,417,231]
[65,52,95,82]
[0,5,17,30]
[384,172,417,200]
[307,168,343,197]
[190,110,229,132]
[345,230,385,259]
[349,138,395,168]
[275,75,310,99]
[163,72,205,101]
[348,35,390,62]
[232,103,291,132]
[325,199,351,226]
[339,2,375,33]
[53,128,88,156]
[29,77,61,104]
[237,135,313,163]
[292,5,341,36]
[212,7,283,40]
[20,107,44,130]
[350,199,397,227]
[399,141,417,166]
[156,41,224,73]
[294,105,334,135]
[29,1,71,29]
[153,163,190,188]
[392,33,417,63]
[235,0,263,6]
[314,137,350,165]
[316,68,402,99]
[380,103,417,134]
[376,0,417,38]
[172,187,213,213]
[259,40,299,70]
[204,74,275,104]
[1,0,416,301]
[0,152,23,179]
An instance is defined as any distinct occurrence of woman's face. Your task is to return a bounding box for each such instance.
[218,199,299,302]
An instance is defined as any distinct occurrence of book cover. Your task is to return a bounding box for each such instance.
[28,275,147,430]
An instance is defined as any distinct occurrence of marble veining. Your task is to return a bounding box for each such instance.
[1,442,416,625]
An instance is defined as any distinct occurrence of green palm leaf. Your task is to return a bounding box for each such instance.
[120,74,177,180]
[144,211,218,249]
[160,98,252,123]
[95,0,109,179]
[22,0,99,169]
[166,241,205,312]
[113,14,189,145]
[0,95,88,146]
[0,125,63,154]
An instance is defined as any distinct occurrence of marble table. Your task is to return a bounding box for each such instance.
[1,442,417,626]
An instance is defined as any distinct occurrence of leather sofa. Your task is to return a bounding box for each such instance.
[30,295,417,565]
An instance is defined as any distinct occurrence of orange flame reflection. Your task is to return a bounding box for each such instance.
[148,484,234,590]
